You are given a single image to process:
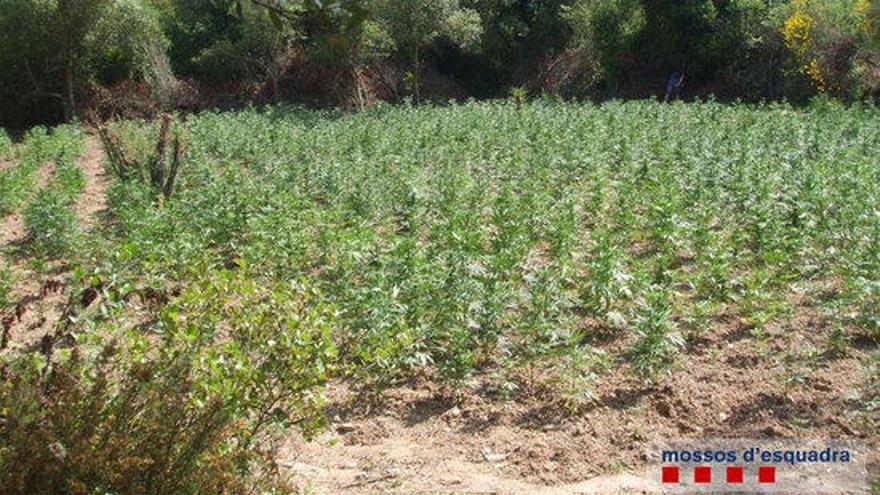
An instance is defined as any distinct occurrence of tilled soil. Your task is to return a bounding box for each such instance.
[280,294,876,494]
[1,134,109,352]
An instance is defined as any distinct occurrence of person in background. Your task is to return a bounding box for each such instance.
[665,70,686,102]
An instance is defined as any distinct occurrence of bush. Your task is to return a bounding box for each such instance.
[0,270,337,495]
[780,0,880,98]
[0,0,170,126]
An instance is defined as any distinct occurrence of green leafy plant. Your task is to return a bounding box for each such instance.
[0,264,10,309]
[23,189,81,259]
[0,269,337,495]
[628,285,683,381]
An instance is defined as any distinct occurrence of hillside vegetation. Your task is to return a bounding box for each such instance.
[1,0,879,127]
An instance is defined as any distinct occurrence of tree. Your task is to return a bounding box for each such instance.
[0,0,169,125]
[56,0,108,120]
[0,0,106,122]
[165,0,298,100]
[457,0,572,95]
[372,0,481,102]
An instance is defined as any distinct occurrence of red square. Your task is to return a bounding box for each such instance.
[662,466,680,483]
[758,466,776,483]
[694,466,711,483]
[727,466,744,483]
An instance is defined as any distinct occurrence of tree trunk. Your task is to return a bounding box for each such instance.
[62,61,75,122]
[414,45,421,105]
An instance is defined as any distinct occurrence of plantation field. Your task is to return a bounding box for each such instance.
[1,100,878,493]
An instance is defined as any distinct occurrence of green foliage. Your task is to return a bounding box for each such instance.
[561,0,807,98]
[164,0,297,82]
[0,128,47,216]
[0,341,288,494]
[163,270,339,438]
[0,0,169,125]
[371,0,482,99]
[24,189,82,259]
[0,269,336,494]
[0,125,82,216]
[0,129,12,157]
[509,85,528,107]
[628,285,683,380]
[460,0,572,94]
[582,231,632,316]
[20,124,85,258]
[0,264,10,309]
[562,0,644,88]
[90,99,879,390]
[372,0,482,57]
[780,0,880,98]
[0,165,37,216]
[1,0,877,126]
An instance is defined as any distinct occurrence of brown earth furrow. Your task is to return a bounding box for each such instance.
[74,134,110,227]
[1,159,57,351]
[1,134,108,351]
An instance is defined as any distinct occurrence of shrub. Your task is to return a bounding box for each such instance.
[780,0,880,97]
[0,343,292,495]
[0,270,337,495]
[163,270,339,439]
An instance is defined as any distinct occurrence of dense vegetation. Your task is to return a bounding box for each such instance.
[1,0,879,127]
[98,99,880,382]
[0,99,877,491]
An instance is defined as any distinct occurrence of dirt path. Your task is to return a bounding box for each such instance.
[282,425,657,494]
[73,135,110,227]
[279,381,661,495]
[1,134,108,351]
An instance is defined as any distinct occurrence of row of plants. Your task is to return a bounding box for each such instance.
[89,99,879,394]
[0,126,84,310]
[2,99,877,493]
[21,126,86,260]
[0,126,80,216]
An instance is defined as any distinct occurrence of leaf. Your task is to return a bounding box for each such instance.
[268,10,284,29]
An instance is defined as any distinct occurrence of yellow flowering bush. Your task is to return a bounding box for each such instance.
[781,1,827,92]
[854,0,872,36]
[780,0,878,95]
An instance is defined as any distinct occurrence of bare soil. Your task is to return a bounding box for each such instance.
[73,135,110,226]
[1,134,109,352]
[279,296,877,494]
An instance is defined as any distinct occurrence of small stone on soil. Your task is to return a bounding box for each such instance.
[336,423,357,433]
